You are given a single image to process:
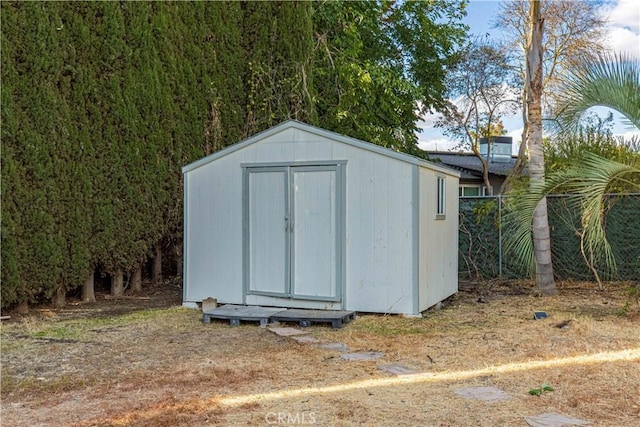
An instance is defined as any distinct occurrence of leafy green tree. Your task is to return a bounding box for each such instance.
[312,0,468,153]
[200,1,246,154]
[0,1,319,308]
[507,153,639,286]
[1,5,23,308]
[545,117,640,180]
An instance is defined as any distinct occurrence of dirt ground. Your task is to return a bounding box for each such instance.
[1,279,639,427]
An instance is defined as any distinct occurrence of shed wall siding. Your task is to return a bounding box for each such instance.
[183,154,244,304]
[332,142,415,314]
[418,167,459,311]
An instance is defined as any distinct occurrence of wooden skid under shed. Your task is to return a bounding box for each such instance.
[270,308,356,329]
[202,305,284,326]
[202,305,356,328]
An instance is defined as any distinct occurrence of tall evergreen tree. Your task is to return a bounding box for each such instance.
[242,1,316,135]
[2,2,68,306]
[1,1,469,309]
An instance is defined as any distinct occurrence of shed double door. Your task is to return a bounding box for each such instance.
[245,164,342,302]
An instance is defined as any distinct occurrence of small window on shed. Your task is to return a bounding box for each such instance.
[436,176,446,218]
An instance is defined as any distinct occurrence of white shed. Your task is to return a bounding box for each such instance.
[182,120,459,316]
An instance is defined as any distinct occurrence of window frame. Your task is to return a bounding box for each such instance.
[458,184,487,197]
[436,176,446,219]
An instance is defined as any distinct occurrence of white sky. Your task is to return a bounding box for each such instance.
[417,0,640,152]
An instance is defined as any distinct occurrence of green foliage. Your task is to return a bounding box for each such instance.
[459,198,506,279]
[1,2,69,304]
[545,118,640,181]
[528,383,554,396]
[501,45,640,288]
[1,1,468,309]
[312,0,468,152]
[471,200,498,224]
[1,1,248,307]
[242,1,316,135]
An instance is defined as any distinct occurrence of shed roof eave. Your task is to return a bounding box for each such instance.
[182,120,460,178]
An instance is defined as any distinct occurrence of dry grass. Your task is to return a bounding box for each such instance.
[1,279,639,426]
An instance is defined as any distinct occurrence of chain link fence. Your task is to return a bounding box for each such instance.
[458,194,640,281]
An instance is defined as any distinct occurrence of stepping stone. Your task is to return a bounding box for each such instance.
[291,335,320,344]
[267,327,310,337]
[378,364,419,375]
[341,351,384,361]
[317,342,349,352]
[454,386,510,402]
[524,413,592,427]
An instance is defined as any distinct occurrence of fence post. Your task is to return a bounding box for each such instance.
[498,195,503,277]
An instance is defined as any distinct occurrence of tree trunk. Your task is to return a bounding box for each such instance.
[132,264,142,293]
[53,286,66,308]
[152,243,162,285]
[527,0,556,295]
[174,242,183,277]
[471,141,493,195]
[82,270,96,302]
[111,268,124,296]
[17,300,29,314]
[482,158,493,195]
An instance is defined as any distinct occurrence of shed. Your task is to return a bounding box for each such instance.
[182,120,460,316]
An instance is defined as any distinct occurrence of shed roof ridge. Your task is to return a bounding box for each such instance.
[182,120,459,177]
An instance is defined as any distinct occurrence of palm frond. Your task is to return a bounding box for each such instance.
[565,153,639,276]
[553,52,640,133]
[504,153,640,279]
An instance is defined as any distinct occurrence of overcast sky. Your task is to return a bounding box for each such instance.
[417,0,640,152]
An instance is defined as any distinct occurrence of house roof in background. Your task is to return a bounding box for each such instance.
[427,152,522,179]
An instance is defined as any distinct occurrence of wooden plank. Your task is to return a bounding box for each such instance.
[271,309,355,329]
[271,309,355,321]
[203,304,285,318]
[202,305,286,326]
[201,305,356,328]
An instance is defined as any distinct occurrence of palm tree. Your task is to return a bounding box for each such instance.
[507,51,640,287]
[506,153,639,287]
[526,0,557,295]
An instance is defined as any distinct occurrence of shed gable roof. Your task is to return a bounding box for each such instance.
[182,120,459,177]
